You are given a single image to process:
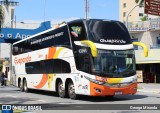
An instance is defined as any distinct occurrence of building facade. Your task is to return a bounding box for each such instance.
[0,1,54,84]
[119,0,158,24]
[119,0,160,83]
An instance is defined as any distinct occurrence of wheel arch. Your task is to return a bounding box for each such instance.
[18,77,21,88]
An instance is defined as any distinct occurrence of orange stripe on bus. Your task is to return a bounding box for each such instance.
[33,48,56,89]
[33,47,64,89]
[48,47,56,59]
[34,74,48,89]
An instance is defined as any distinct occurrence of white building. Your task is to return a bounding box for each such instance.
[119,0,158,24]
[119,0,160,83]
[0,1,56,83]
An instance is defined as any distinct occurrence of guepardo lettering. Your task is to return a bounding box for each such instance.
[14,55,31,65]
[100,39,126,44]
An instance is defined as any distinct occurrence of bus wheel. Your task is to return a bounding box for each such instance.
[23,79,28,92]
[68,81,77,99]
[58,81,66,98]
[20,81,24,92]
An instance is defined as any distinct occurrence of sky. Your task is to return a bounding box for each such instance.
[14,0,119,23]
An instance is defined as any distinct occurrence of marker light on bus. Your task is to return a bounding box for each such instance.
[84,76,106,85]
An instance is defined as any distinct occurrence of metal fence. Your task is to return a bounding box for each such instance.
[128,18,160,31]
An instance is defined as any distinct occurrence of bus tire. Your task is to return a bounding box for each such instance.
[105,95,114,99]
[58,81,66,98]
[23,79,29,93]
[20,81,24,92]
[68,81,77,99]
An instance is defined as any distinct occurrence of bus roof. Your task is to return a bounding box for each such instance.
[66,19,119,24]
[13,19,122,45]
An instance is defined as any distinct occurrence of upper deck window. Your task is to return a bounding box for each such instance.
[13,26,71,55]
[87,20,131,45]
[68,22,87,42]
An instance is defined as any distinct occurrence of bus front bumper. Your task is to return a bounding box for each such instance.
[90,82,137,96]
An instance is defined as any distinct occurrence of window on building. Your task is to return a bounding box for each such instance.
[123,12,126,17]
[139,13,143,17]
[157,36,160,45]
[123,3,126,8]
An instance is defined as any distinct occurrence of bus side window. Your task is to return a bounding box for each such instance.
[75,54,91,73]
[25,59,71,74]
[12,47,17,55]
[69,23,87,42]
[12,47,20,55]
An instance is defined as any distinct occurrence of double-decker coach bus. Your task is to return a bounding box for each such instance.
[12,19,148,99]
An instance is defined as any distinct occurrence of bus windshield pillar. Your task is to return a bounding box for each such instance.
[81,40,97,57]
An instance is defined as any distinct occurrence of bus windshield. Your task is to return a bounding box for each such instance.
[87,20,131,45]
[92,49,136,78]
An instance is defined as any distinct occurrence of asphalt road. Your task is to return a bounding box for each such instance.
[0,85,160,113]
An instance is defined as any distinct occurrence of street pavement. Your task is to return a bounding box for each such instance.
[1,83,160,94]
[138,83,160,94]
[0,83,160,113]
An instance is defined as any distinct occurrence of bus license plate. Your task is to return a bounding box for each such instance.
[115,91,122,95]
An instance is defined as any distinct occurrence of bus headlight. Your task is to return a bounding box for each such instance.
[84,76,106,85]
[132,77,137,83]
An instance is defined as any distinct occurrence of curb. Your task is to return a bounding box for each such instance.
[138,89,160,94]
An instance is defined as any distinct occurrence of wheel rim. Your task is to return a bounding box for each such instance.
[58,82,64,96]
[69,83,75,97]
[24,81,27,92]
[20,82,24,91]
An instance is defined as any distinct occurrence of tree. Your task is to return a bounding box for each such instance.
[135,0,144,6]
[0,64,3,72]
[135,0,147,21]
[0,0,9,29]
[140,15,148,21]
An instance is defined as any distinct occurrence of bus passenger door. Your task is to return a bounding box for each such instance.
[75,54,92,74]
[74,54,92,94]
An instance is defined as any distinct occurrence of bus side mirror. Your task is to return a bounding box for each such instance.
[81,40,97,57]
[132,42,148,57]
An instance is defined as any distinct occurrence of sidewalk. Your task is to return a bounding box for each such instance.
[138,83,160,94]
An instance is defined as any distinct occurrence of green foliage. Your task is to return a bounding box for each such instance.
[0,0,9,30]
[140,16,148,21]
[135,0,139,4]
[0,64,3,72]
[135,0,144,6]
[0,6,4,30]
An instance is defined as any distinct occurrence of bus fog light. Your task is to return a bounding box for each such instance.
[94,88,102,93]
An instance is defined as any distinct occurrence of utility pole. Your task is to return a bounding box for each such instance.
[126,5,143,28]
[85,0,89,19]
